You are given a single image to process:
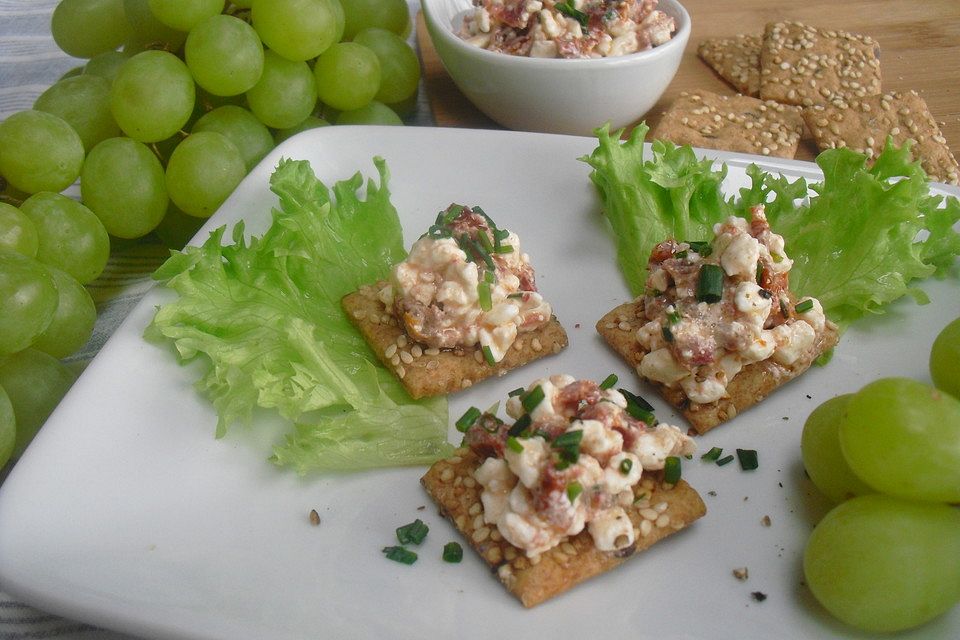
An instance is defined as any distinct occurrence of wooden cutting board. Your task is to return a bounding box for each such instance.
[417,0,960,162]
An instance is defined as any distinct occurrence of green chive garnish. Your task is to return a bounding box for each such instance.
[756,261,764,284]
[666,308,681,324]
[700,446,723,462]
[383,546,418,564]
[482,345,496,365]
[795,299,814,314]
[484,268,495,284]
[716,454,735,466]
[696,264,724,303]
[688,241,712,257]
[566,481,583,503]
[663,456,681,484]
[736,448,759,471]
[455,406,481,432]
[494,244,514,253]
[599,373,618,390]
[508,387,525,397]
[477,230,494,253]
[442,542,463,563]
[674,250,688,260]
[478,281,492,311]
[619,458,633,475]
[555,1,588,28]
[396,519,429,545]
[772,252,783,263]
[619,388,657,424]
[553,430,583,467]
[507,413,531,437]
[506,436,523,453]
[661,325,674,342]
[521,385,545,413]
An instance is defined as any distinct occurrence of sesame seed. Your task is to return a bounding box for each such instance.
[384,343,398,358]
[472,526,490,543]
[440,467,455,483]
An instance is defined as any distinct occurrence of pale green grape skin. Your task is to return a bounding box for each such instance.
[110,50,196,143]
[930,317,960,399]
[31,267,96,359]
[341,0,409,39]
[0,202,39,257]
[0,349,76,459]
[84,50,133,84]
[251,0,341,62]
[81,137,168,239]
[51,0,131,58]
[352,28,420,104]
[153,203,205,250]
[0,384,14,469]
[274,115,329,144]
[34,75,121,152]
[804,494,960,633]
[801,394,873,503]
[147,0,223,32]
[314,42,381,111]
[840,377,960,503]
[123,0,187,52]
[0,250,58,355]
[0,110,84,194]
[336,101,402,126]
[246,51,317,129]
[193,105,274,171]
[19,192,110,284]
[165,132,245,218]
[185,15,264,97]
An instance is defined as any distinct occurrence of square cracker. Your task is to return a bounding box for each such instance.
[652,90,804,159]
[342,282,568,399]
[802,90,960,185]
[759,21,882,107]
[596,300,839,434]
[421,448,706,607]
[697,34,762,97]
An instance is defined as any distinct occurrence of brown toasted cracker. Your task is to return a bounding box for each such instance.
[652,90,804,159]
[421,448,706,607]
[342,282,568,399]
[697,34,763,97]
[802,90,960,185]
[759,21,882,107]
[596,301,839,434]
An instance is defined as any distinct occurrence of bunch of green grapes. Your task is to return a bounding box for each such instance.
[800,318,960,633]
[0,0,421,471]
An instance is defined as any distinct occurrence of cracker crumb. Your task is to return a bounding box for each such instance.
[733,567,749,581]
[309,509,321,526]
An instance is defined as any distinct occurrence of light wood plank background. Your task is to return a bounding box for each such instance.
[417,0,960,161]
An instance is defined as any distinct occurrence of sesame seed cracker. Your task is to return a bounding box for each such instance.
[697,33,763,97]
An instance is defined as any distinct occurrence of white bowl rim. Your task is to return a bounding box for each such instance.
[422,0,691,69]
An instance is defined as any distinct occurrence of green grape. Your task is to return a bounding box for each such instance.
[800,394,873,503]
[352,28,420,105]
[84,50,133,84]
[251,0,341,62]
[0,251,58,355]
[60,66,85,80]
[0,349,76,459]
[274,115,329,144]
[165,132,245,218]
[336,101,402,126]
[31,267,96,359]
[147,0,223,32]
[385,89,418,119]
[80,137,168,239]
[185,15,264,97]
[123,0,187,52]
[34,75,121,152]
[0,384,13,469]
[51,0,131,58]
[314,42,380,111]
[0,110,84,194]
[839,377,960,503]
[0,202,39,257]
[231,0,252,6]
[246,50,317,129]
[931,317,960,398]
[19,192,110,284]
[341,0,409,39]
[804,494,960,633]
[111,50,196,143]
[153,203,205,250]
[193,106,274,171]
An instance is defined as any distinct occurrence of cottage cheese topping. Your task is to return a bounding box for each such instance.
[466,375,695,558]
[458,0,676,59]
[636,205,827,404]
[380,205,551,362]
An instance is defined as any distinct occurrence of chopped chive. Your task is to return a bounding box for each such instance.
[619,458,633,475]
[772,252,783,263]
[506,436,523,453]
[666,308,681,324]
[455,406,481,432]
[688,241,712,257]
[484,268,495,284]
[795,299,814,314]
[661,325,674,343]
[507,387,525,397]
[696,264,724,303]
[396,519,429,545]
[521,385,545,413]
[618,388,655,412]
[383,546,418,564]
[555,1,588,28]
[716,454,735,466]
[566,481,583,503]
[477,230,494,253]
[494,244,514,253]
[700,446,723,462]
[442,541,463,563]
[756,261,764,284]
[674,250,688,260]
[482,345,496,365]
[507,292,524,299]
[478,281,492,311]
[599,373,618,390]
[442,203,462,224]
[619,388,657,424]
[736,448,759,471]
[553,429,583,466]
[507,413,531,437]
[663,456,681,484]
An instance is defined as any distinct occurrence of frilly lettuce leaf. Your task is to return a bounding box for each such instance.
[147,157,452,473]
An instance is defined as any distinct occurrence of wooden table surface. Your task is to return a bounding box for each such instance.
[417,0,960,161]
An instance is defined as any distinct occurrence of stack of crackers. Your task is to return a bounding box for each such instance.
[652,20,959,185]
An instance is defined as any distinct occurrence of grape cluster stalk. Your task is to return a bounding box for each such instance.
[0,0,421,471]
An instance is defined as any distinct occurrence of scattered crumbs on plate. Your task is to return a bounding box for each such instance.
[761,515,772,527]
[751,591,768,602]
[805,394,812,399]
[417,505,426,511]
[778,481,783,488]
[743,496,749,501]
[733,567,749,581]
[309,509,321,526]
[574,323,581,329]
[708,490,717,497]
[781,416,789,421]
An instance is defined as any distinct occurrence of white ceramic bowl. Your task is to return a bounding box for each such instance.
[422,0,691,136]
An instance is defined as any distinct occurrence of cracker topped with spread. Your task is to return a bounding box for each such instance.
[343,204,567,398]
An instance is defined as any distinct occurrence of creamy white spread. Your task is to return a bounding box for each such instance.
[465,374,695,558]
[636,205,827,405]
[380,204,551,362]
[458,0,675,59]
